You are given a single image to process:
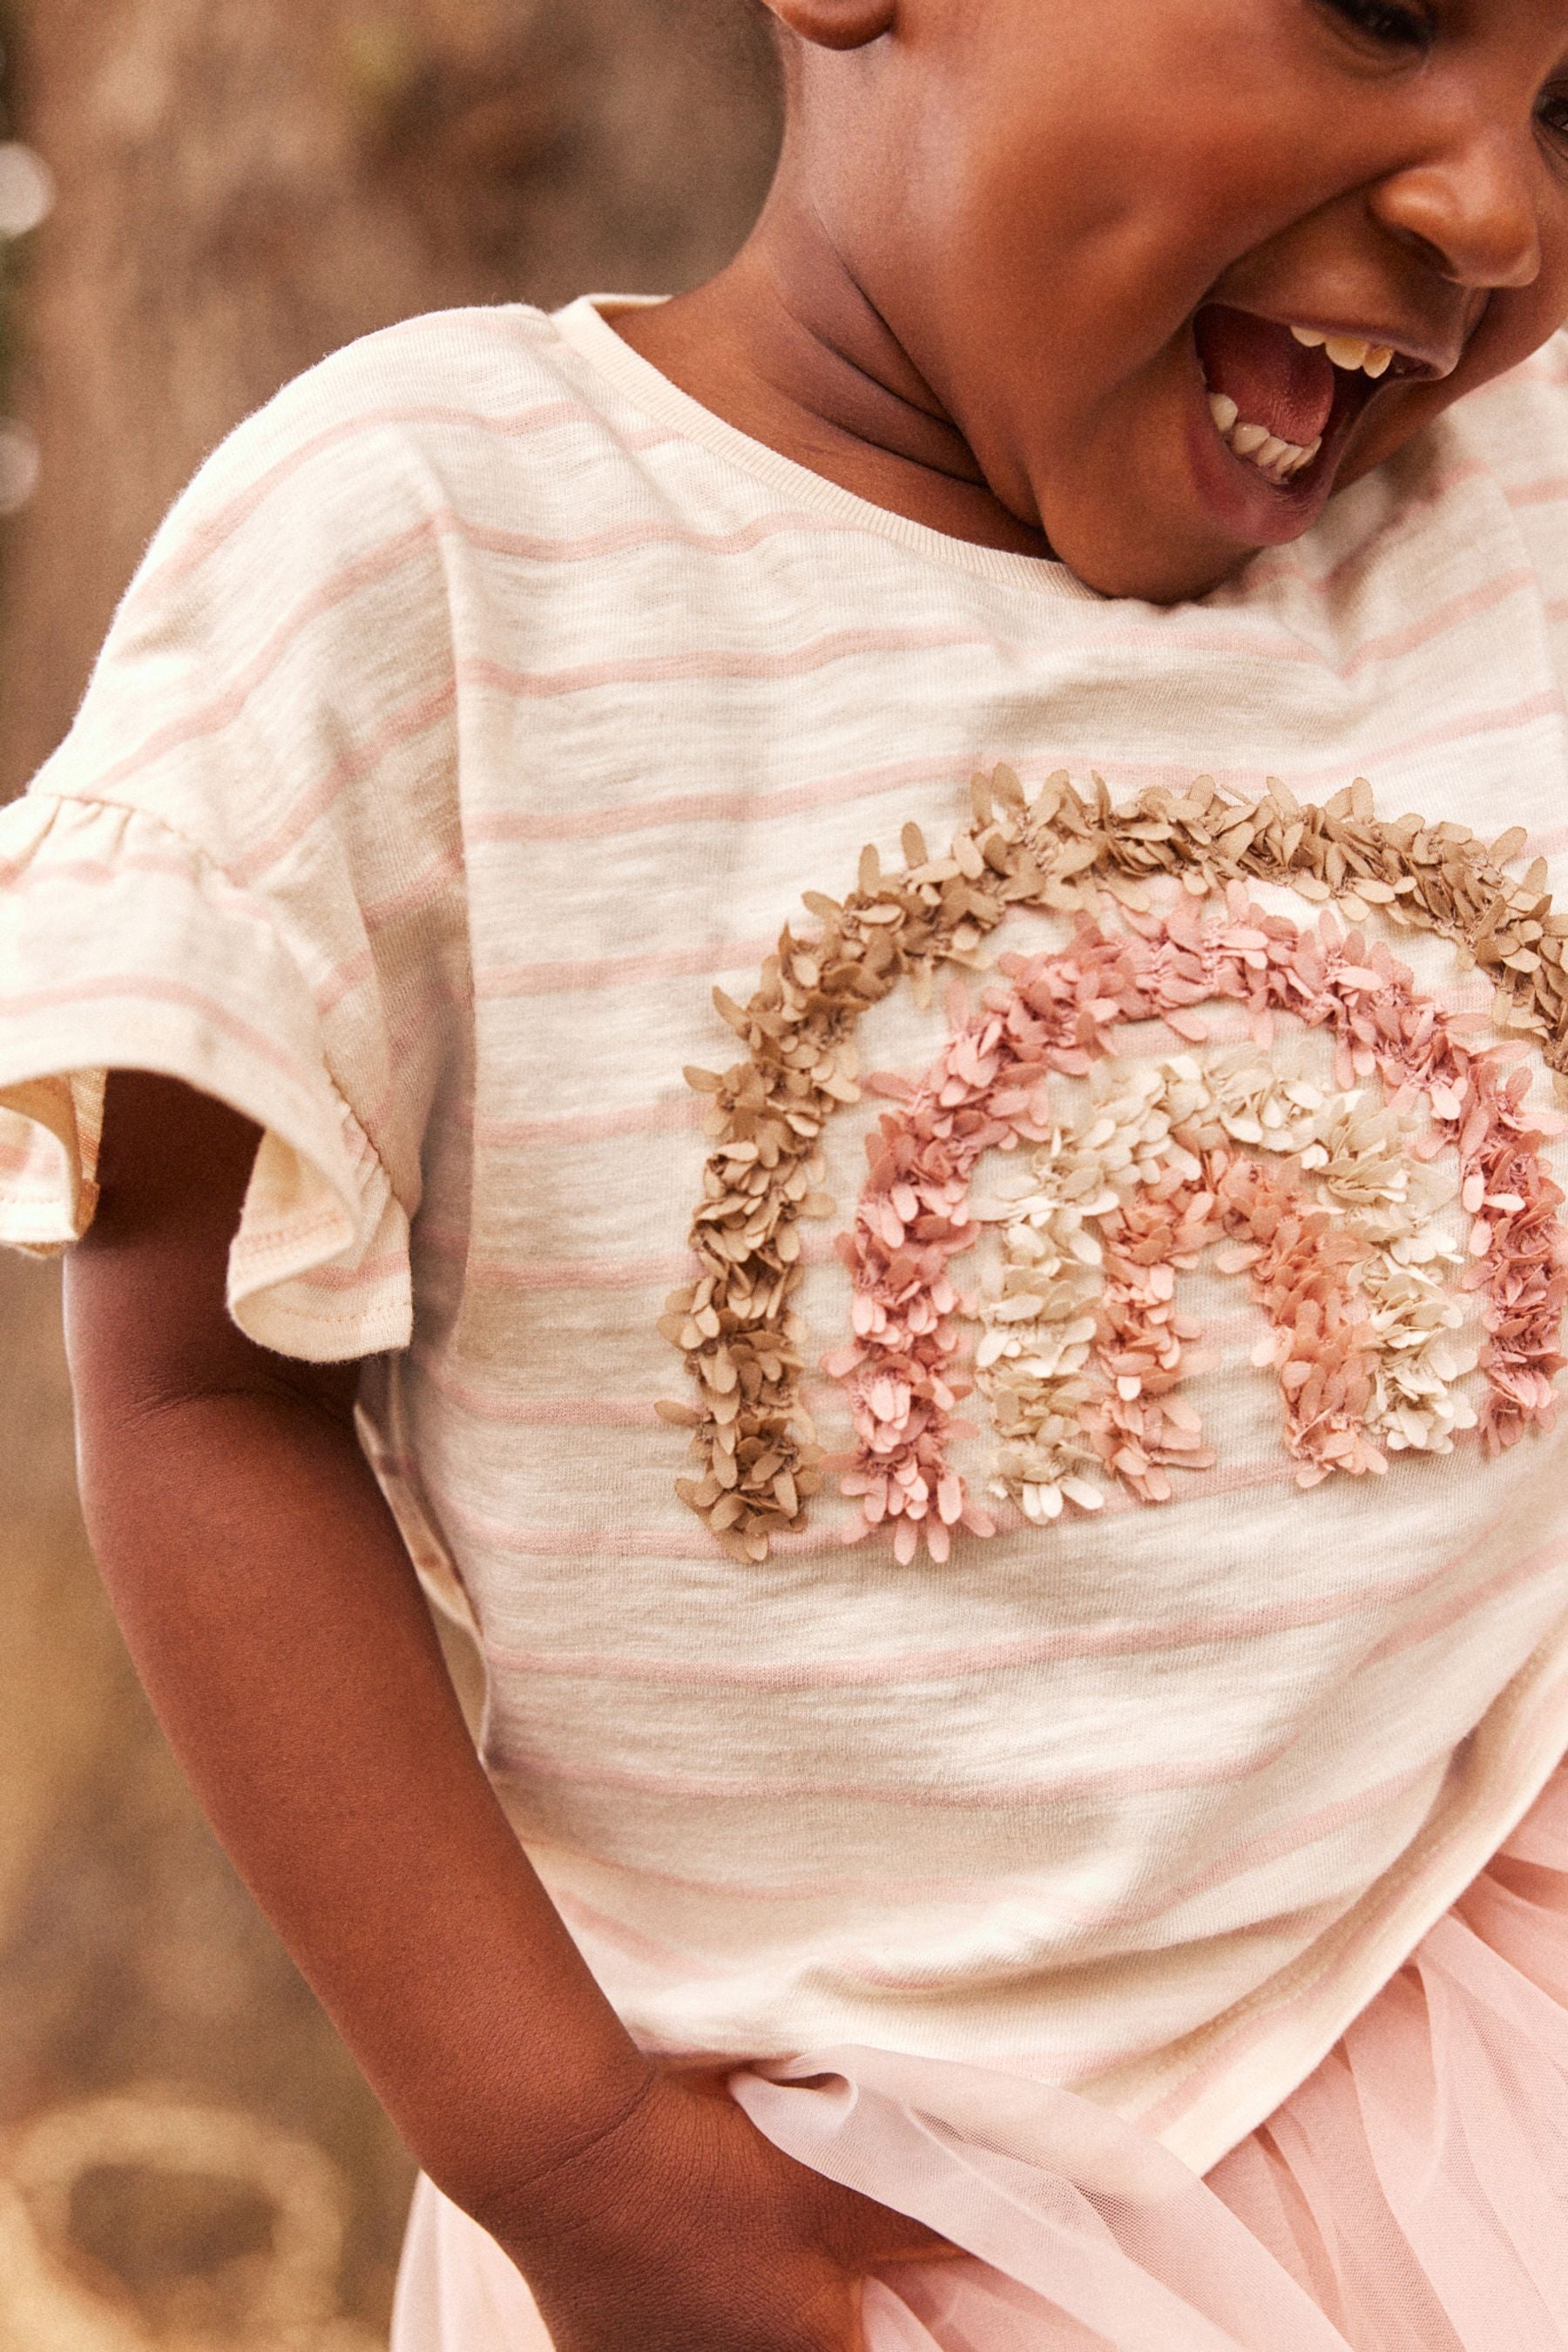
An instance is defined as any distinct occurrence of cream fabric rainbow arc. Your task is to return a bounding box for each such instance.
[5,295,1568,2184]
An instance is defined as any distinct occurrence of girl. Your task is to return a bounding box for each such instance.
[6,1,1568,2344]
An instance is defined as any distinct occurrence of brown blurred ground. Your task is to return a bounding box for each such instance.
[0,5,779,2340]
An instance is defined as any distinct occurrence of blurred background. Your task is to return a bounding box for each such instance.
[0,4,780,2342]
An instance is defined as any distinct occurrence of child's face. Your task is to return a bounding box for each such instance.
[790,0,1568,598]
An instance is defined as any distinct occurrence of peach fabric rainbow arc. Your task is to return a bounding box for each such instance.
[659,772,1568,1565]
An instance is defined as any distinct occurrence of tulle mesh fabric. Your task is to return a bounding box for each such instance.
[391,1759,1568,2349]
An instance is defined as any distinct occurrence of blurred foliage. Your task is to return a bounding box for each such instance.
[0,3,780,2340]
[0,0,781,799]
[0,3,15,402]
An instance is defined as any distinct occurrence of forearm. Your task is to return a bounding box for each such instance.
[67,1369,656,2226]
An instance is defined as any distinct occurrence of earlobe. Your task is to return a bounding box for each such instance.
[763,0,896,53]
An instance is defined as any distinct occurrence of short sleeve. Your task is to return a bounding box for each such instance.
[0,319,470,1359]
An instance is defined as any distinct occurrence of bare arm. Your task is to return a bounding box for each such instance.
[63,1072,956,2349]
[63,1072,659,2219]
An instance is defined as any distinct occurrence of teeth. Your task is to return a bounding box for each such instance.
[1291,324,1398,378]
[1206,389,1322,483]
[1200,314,1401,486]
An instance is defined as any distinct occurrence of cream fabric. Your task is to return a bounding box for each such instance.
[390,1761,1568,2347]
[4,295,1568,2182]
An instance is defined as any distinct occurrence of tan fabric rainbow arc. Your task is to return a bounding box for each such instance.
[4,293,1568,2301]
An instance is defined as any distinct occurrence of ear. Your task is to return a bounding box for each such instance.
[761,0,896,52]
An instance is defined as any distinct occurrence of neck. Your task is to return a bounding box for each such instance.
[609,181,1056,562]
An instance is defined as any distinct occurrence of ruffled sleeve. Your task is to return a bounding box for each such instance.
[0,323,468,1360]
[0,792,412,1357]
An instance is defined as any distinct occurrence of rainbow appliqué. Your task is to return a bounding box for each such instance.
[659,773,1568,1565]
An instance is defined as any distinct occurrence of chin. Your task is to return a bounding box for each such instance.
[1053,531,1260,607]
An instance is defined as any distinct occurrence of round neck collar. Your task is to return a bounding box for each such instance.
[548,293,1106,605]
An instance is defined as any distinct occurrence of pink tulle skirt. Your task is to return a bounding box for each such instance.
[391,1761,1568,2349]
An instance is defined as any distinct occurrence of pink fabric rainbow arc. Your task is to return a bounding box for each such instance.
[396,892,1568,2349]
[827,892,1568,1563]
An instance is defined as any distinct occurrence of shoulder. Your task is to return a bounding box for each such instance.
[103,300,680,699]
[31,311,608,871]
[27,300,685,876]
[1434,325,1568,490]
[1416,328,1568,625]
[127,304,606,618]
[70,307,621,774]
[193,301,601,485]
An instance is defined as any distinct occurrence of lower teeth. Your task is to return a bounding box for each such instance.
[1206,389,1320,483]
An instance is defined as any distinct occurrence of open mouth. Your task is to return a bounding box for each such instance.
[1192,303,1415,503]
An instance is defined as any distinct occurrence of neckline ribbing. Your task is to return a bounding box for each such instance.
[548,293,1111,605]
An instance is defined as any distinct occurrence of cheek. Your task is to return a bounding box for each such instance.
[1522,244,1568,360]
[934,129,1287,390]
[1459,269,1568,401]
[1478,238,1568,366]
[936,102,1364,402]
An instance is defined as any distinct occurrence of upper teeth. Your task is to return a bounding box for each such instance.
[1289,326,1395,378]
[1207,391,1320,483]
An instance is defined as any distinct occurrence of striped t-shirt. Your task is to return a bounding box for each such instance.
[5,293,1568,2173]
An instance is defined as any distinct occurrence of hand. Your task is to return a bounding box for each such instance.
[490,2063,964,2351]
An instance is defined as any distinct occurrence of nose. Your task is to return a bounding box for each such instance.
[1368,123,1543,291]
